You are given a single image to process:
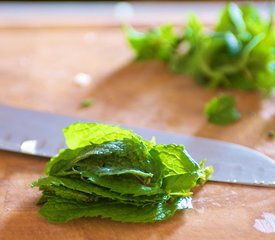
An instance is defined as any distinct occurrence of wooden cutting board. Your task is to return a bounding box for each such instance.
[0,23,275,240]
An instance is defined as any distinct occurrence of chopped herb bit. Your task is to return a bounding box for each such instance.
[267,130,275,139]
[80,99,93,108]
[32,122,212,223]
[204,94,241,125]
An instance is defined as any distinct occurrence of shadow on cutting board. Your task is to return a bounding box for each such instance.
[81,59,275,160]
[79,60,219,134]
[81,59,271,156]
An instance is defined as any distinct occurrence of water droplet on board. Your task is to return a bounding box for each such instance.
[74,73,92,87]
[254,212,275,234]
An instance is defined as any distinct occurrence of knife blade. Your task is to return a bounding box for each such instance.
[0,104,274,187]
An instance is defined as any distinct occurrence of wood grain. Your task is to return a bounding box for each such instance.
[0,25,275,239]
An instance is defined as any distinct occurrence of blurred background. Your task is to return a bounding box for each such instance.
[0,1,273,126]
[0,1,271,28]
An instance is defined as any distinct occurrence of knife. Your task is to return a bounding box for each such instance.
[0,104,274,187]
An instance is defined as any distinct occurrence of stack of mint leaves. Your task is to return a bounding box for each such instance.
[125,2,275,96]
[32,122,213,223]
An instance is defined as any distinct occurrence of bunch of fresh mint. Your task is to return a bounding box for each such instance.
[32,122,212,223]
[125,3,275,96]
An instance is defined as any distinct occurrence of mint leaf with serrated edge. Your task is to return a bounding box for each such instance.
[32,122,213,223]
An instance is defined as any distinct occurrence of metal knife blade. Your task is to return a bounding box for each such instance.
[0,104,274,187]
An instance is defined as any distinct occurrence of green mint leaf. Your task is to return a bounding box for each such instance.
[39,196,192,223]
[267,130,275,139]
[124,24,178,61]
[216,3,246,34]
[80,99,94,108]
[126,3,275,96]
[204,94,241,125]
[32,176,167,205]
[32,122,212,223]
[39,185,97,203]
[63,122,152,149]
[152,144,199,176]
